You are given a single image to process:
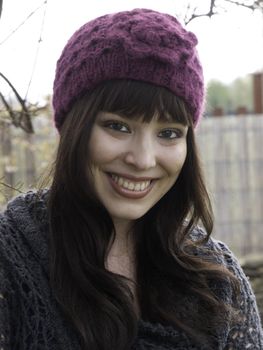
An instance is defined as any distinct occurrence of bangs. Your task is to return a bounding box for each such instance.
[90,80,193,126]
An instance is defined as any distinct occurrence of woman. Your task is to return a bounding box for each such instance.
[0,8,262,350]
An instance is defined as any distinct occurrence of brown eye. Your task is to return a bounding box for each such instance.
[158,129,182,139]
[104,121,130,133]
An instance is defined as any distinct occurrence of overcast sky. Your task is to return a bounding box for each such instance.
[0,0,262,103]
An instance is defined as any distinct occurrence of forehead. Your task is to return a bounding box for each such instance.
[98,110,176,123]
[92,80,192,126]
[101,110,178,123]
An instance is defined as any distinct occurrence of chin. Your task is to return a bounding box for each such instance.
[109,207,150,221]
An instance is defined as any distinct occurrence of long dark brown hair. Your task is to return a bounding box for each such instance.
[48,80,239,349]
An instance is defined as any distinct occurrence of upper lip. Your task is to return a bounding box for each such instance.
[107,172,157,181]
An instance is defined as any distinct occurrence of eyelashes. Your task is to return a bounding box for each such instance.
[102,119,186,140]
[158,129,183,139]
[103,121,130,133]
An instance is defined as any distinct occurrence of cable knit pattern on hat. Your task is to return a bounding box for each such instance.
[53,9,204,130]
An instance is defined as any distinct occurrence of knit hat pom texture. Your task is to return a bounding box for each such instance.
[53,8,204,129]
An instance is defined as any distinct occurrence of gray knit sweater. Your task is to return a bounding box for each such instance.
[0,191,262,349]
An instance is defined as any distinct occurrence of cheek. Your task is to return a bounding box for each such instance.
[89,127,107,163]
[88,130,123,165]
[164,144,187,175]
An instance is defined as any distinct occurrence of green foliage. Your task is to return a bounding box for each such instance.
[206,76,253,115]
[229,76,253,111]
[206,80,230,114]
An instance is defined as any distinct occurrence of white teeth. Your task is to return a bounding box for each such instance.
[110,174,151,192]
[134,183,141,191]
[123,180,129,188]
[141,182,146,191]
[128,182,135,190]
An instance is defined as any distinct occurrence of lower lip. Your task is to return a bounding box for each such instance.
[107,174,155,199]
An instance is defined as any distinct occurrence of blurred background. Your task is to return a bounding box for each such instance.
[0,0,263,316]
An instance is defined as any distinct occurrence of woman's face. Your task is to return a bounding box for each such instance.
[88,112,188,225]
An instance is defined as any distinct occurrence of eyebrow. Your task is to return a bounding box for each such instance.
[98,111,188,127]
[97,112,123,118]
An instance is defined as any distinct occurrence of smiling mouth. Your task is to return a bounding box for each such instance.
[106,172,155,199]
[110,173,152,192]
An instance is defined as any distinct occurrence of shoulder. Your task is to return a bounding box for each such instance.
[0,189,48,227]
[0,189,49,271]
[190,226,240,268]
[191,227,263,341]
[189,227,247,298]
[1,189,48,223]
[0,189,47,237]
[0,191,58,347]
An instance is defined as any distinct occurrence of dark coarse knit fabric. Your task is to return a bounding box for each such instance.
[0,191,262,349]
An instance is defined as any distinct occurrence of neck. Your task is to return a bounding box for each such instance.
[108,218,134,257]
[106,218,140,316]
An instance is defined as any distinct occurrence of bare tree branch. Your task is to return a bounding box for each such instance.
[0,72,34,133]
[0,92,15,121]
[0,179,25,194]
[185,0,217,25]
[184,0,263,25]
[0,177,25,204]
[224,0,262,10]
[0,0,2,19]
[0,1,47,46]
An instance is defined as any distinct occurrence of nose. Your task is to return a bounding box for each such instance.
[124,134,157,170]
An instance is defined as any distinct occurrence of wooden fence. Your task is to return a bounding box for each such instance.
[0,114,262,258]
[196,115,263,258]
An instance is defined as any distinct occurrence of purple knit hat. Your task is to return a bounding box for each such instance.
[53,8,204,130]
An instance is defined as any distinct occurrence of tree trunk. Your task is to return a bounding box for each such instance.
[24,132,36,188]
[0,122,14,200]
